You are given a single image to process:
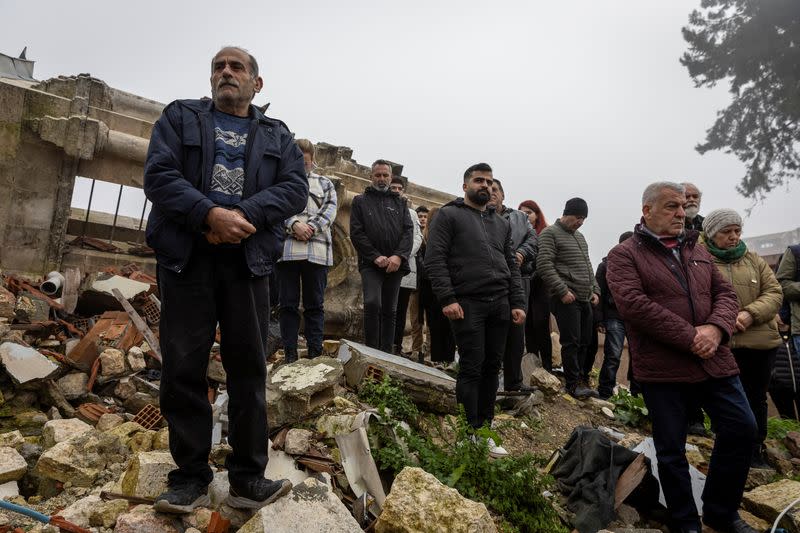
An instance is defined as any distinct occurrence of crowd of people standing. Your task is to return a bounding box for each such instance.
[142,47,798,529]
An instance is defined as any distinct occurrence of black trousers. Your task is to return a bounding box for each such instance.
[276,260,328,351]
[551,299,593,390]
[450,298,510,429]
[360,267,403,353]
[732,347,777,450]
[420,278,455,362]
[393,287,413,350]
[503,278,530,390]
[525,277,552,370]
[158,248,269,487]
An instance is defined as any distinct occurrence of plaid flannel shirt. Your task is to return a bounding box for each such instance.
[279,173,338,266]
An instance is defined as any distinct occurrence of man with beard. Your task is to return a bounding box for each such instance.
[537,198,600,399]
[606,182,756,533]
[144,47,307,513]
[488,179,538,392]
[350,161,414,352]
[682,182,704,231]
[425,163,526,457]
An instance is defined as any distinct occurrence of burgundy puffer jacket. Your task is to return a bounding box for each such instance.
[606,224,739,383]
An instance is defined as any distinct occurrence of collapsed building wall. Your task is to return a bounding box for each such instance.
[0,73,454,338]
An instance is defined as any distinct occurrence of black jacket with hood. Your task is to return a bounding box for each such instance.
[424,198,526,310]
[349,186,414,274]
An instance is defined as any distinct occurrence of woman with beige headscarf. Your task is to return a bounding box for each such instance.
[702,208,783,468]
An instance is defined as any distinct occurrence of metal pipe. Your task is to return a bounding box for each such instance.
[81,179,96,236]
[109,184,124,244]
[138,198,148,231]
[40,271,65,296]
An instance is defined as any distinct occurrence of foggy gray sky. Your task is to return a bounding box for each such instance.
[2,0,797,265]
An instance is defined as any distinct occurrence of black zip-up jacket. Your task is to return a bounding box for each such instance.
[424,198,526,309]
[595,257,620,323]
[143,99,308,276]
[349,186,414,274]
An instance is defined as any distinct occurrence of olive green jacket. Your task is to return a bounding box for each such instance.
[709,249,782,350]
[776,247,800,335]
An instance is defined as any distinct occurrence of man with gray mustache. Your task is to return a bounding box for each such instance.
[144,46,307,514]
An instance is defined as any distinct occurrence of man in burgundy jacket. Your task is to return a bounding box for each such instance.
[606,182,757,533]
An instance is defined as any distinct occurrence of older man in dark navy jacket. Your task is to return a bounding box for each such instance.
[144,46,307,514]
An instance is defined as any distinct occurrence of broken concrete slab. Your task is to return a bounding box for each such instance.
[529,367,562,394]
[120,450,176,498]
[4,409,49,436]
[0,430,25,450]
[114,504,182,533]
[55,372,89,400]
[0,446,28,482]
[14,293,50,322]
[339,340,456,413]
[96,412,125,432]
[207,353,226,383]
[89,498,129,528]
[0,287,15,319]
[127,346,146,372]
[375,467,496,533]
[41,418,92,449]
[36,429,128,486]
[267,356,344,427]
[75,273,150,316]
[0,342,59,384]
[58,494,103,528]
[742,479,800,533]
[284,428,314,455]
[0,480,18,498]
[238,477,361,533]
[99,347,126,377]
[785,431,800,459]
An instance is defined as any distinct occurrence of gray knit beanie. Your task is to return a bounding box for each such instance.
[702,208,743,238]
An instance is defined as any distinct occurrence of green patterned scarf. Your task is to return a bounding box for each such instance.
[705,239,747,263]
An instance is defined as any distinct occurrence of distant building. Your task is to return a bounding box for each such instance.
[744,227,800,269]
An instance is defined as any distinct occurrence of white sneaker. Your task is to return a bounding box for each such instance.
[486,437,509,458]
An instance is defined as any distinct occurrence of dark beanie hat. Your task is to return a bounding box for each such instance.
[563,197,588,218]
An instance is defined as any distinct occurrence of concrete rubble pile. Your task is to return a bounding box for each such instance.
[1,267,799,532]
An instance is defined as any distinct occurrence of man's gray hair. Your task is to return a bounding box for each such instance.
[212,46,259,79]
[680,181,702,197]
[642,181,685,205]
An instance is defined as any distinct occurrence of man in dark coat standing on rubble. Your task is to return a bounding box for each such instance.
[349,160,414,353]
[606,181,757,533]
[143,46,307,513]
[425,163,526,458]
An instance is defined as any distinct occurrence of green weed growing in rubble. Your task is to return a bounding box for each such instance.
[610,388,649,427]
[766,416,800,440]
[358,376,567,533]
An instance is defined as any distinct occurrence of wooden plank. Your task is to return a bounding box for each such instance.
[614,453,648,509]
[111,288,161,362]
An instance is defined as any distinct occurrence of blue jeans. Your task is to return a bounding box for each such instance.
[276,260,328,351]
[598,318,626,398]
[794,334,800,357]
[640,376,756,531]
